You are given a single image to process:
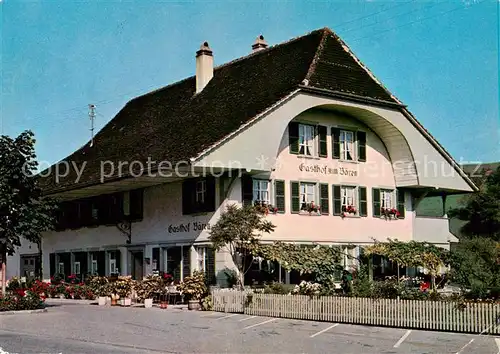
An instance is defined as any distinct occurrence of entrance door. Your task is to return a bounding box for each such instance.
[21,255,39,280]
[130,251,144,280]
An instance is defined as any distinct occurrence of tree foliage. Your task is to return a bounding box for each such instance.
[449,237,500,295]
[0,131,56,256]
[208,204,275,289]
[448,166,500,241]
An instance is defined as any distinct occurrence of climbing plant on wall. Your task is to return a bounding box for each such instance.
[363,239,449,290]
[251,242,345,292]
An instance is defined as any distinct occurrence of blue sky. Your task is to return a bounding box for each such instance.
[1,0,499,165]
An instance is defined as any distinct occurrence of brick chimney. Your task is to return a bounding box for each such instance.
[196,42,213,93]
[252,35,268,52]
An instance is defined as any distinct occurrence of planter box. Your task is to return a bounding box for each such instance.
[144,298,153,308]
[188,300,201,311]
[98,297,107,306]
[123,298,132,306]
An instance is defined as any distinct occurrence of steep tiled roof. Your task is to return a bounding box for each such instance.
[40,28,401,194]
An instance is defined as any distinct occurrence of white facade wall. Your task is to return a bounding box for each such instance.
[38,108,458,284]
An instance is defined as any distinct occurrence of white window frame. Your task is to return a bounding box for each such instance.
[298,124,316,156]
[73,261,81,275]
[299,182,318,211]
[381,189,395,209]
[341,185,357,210]
[197,247,207,272]
[340,130,356,161]
[252,179,270,204]
[196,180,206,204]
[58,262,65,275]
[91,259,98,274]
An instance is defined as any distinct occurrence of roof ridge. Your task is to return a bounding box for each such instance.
[128,28,328,102]
[304,28,331,83]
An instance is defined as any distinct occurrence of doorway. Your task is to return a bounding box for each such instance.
[130,251,144,280]
[21,255,40,280]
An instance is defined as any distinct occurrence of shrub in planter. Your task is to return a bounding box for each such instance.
[87,276,109,297]
[201,295,213,311]
[178,271,208,310]
[30,280,50,298]
[135,275,164,302]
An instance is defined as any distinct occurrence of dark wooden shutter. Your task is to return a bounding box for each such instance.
[97,251,106,276]
[206,247,216,285]
[182,246,191,280]
[289,122,299,154]
[318,125,327,157]
[331,127,341,159]
[204,177,216,212]
[129,189,144,220]
[182,179,193,215]
[320,183,329,214]
[397,189,405,219]
[373,188,381,217]
[241,175,253,207]
[357,131,366,162]
[332,185,341,215]
[274,180,285,213]
[290,181,300,213]
[359,187,367,217]
[49,253,55,277]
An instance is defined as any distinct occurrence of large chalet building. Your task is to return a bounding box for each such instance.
[9,28,477,285]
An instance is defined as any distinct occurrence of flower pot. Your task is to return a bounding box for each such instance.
[98,296,107,306]
[144,298,153,308]
[160,301,168,309]
[123,298,132,306]
[59,294,65,299]
[119,299,125,306]
[188,300,201,311]
[110,298,118,306]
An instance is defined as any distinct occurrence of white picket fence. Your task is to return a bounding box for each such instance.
[211,290,500,334]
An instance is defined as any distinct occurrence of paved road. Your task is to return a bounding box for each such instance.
[0,302,499,353]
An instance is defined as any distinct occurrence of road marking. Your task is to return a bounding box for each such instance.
[200,312,219,318]
[455,339,474,354]
[215,313,239,320]
[243,318,277,329]
[393,330,412,348]
[238,316,257,322]
[310,323,339,338]
[495,338,500,354]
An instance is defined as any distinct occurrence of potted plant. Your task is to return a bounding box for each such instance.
[177,271,207,311]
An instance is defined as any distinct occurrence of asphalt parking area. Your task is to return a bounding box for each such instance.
[0,303,498,353]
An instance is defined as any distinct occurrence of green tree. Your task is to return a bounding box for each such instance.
[449,237,500,297]
[208,204,275,289]
[448,166,500,241]
[0,131,56,294]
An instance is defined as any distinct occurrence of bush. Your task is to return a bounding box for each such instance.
[201,295,213,311]
[352,266,372,298]
[291,281,321,297]
[263,282,295,295]
[178,271,208,301]
[0,291,45,312]
[135,275,164,301]
[86,276,109,297]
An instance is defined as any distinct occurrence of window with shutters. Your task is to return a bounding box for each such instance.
[381,190,394,209]
[183,177,216,214]
[299,124,315,156]
[340,130,355,161]
[196,180,206,204]
[195,246,216,284]
[341,186,357,213]
[300,183,316,209]
[252,179,270,204]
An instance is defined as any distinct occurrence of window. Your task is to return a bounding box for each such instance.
[197,247,207,271]
[298,124,315,156]
[340,130,355,161]
[73,261,81,275]
[300,182,317,210]
[91,260,98,274]
[109,251,118,274]
[182,177,216,214]
[381,190,394,209]
[58,262,65,275]
[341,186,356,210]
[196,180,206,204]
[253,180,270,204]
